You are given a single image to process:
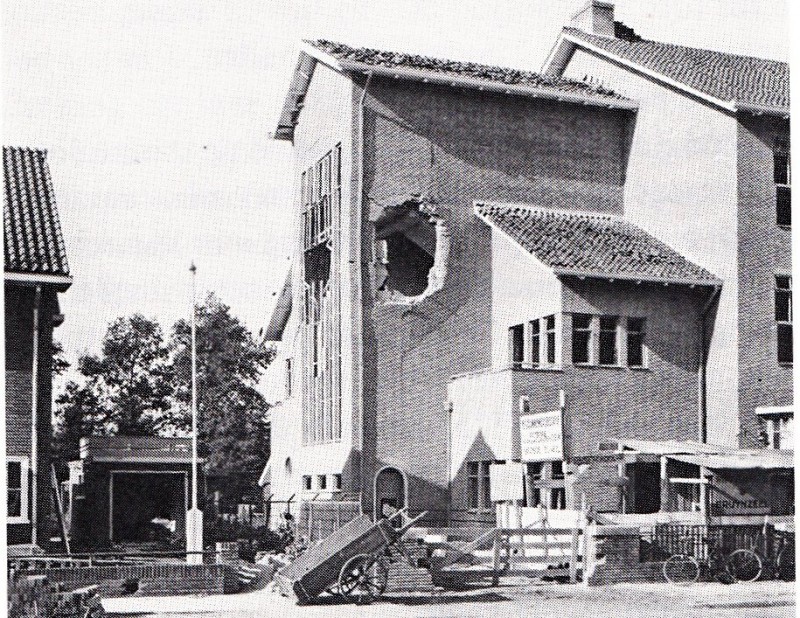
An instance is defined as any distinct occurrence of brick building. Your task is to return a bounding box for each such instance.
[4,146,72,547]
[264,3,791,525]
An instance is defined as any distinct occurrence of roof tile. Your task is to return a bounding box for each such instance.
[308,39,625,101]
[4,146,70,276]
[564,28,788,109]
[476,203,719,285]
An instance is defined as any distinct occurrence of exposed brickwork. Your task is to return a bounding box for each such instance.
[5,283,58,545]
[361,77,630,522]
[736,116,793,449]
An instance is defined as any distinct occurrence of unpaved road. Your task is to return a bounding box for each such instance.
[105,581,794,618]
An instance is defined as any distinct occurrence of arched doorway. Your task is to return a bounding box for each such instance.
[374,467,407,520]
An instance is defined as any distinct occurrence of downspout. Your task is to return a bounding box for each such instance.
[698,285,721,444]
[30,284,42,546]
[356,70,372,515]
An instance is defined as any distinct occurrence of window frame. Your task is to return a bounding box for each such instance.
[467,460,494,512]
[776,275,793,364]
[626,317,647,368]
[571,313,593,365]
[302,475,312,491]
[6,456,29,524]
[774,141,791,227]
[509,324,525,368]
[598,315,620,366]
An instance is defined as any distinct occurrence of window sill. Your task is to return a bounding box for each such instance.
[7,516,29,525]
[778,362,793,367]
[511,363,563,372]
[777,224,791,231]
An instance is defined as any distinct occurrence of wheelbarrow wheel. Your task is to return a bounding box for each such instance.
[338,553,389,604]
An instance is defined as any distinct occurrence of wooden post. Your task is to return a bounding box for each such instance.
[491,530,501,586]
[569,516,580,583]
[581,522,593,587]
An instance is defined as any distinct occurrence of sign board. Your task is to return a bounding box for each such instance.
[520,410,563,462]
[489,462,524,502]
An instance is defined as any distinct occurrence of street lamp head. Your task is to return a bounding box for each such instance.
[189,262,197,274]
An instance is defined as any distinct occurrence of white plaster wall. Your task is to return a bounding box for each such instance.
[563,49,740,447]
[448,369,514,482]
[490,226,562,368]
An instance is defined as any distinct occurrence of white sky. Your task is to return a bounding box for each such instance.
[2,0,789,400]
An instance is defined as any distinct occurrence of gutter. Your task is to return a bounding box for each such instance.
[356,70,372,514]
[698,285,722,443]
[6,272,72,292]
[30,285,42,546]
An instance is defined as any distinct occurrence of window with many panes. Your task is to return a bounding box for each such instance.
[598,316,619,365]
[776,275,792,363]
[7,458,28,522]
[544,315,557,365]
[572,314,592,364]
[627,318,646,367]
[530,320,540,365]
[467,461,493,510]
[775,137,791,227]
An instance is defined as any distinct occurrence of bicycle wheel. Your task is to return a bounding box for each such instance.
[776,542,795,581]
[663,554,700,584]
[726,549,762,583]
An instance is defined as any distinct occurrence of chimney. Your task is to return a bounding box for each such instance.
[570,0,616,37]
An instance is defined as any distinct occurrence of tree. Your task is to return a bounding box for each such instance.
[52,315,174,461]
[170,293,274,502]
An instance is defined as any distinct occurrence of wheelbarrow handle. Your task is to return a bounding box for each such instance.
[395,510,429,536]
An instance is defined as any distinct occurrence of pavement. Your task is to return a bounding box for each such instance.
[104,580,795,618]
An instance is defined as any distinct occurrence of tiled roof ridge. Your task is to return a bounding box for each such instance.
[306,38,622,98]
[477,202,622,224]
[563,27,787,66]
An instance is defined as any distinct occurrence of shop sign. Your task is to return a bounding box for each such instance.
[520,410,563,462]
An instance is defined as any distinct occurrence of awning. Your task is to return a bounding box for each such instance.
[671,450,794,470]
[607,438,724,456]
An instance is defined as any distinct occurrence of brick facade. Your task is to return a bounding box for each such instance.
[5,283,59,545]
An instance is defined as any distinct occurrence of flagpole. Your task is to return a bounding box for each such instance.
[187,261,203,564]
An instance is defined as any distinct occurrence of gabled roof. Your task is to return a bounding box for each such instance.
[475,203,720,286]
[4,146,72,287]
[274,39,636,141]
[544,28,789,116]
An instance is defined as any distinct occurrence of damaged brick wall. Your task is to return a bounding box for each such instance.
[359,76,630,522]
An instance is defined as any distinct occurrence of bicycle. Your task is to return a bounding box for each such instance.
[663,537,761,584]
[752,525,795,581]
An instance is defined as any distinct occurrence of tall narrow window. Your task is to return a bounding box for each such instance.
[599,316,619,365]
[530,320,540,366]
[467,462,480,509]
[776,275,793,363]
[627,318,646,367]
[519,396,531,415]
[480,462,492,509]
[7,459,26,520]
[525,462,542,507]
[550,461,566,510]
[544,315,557,365]
[572,314,592,364]
[509,324,524,367]
[285,358,293,397]
[775,139,791,226]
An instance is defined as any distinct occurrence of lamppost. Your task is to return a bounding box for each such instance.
[186,261,203,564]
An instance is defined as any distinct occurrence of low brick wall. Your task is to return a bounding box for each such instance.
[586,526,663,585]
[24,563,239,597]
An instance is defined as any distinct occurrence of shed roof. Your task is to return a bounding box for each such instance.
[475,203,720,286]
[79,435,203,464]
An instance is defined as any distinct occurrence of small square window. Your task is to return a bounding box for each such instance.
[317,475,327,490]
[302,475,312,491]
[332,474,342,491]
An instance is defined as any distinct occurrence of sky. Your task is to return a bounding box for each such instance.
[2,0,789,401]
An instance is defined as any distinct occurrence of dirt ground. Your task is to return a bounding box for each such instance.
[104,580,795,618]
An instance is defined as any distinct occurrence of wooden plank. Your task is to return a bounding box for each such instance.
[569,526,579,583]
[503,555,573,565]
[491,534,500,587]
[505,541,572,550]
[499,527,577,535]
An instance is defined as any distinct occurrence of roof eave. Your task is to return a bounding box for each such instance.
[736,101,790,118]
[335,57,637,110]
[5,271,73,291]
[554,268,721,288]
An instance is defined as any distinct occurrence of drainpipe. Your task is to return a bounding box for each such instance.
[30,284,42,546]
[698,285,721,444]
[356,71,372,515]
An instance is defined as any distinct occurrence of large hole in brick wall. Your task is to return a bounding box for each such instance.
[373,199,448,303]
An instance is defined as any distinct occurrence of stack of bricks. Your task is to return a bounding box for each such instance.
[586,527,663,585]
[8,574,57,618]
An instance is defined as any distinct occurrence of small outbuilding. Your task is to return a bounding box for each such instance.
[66,436,205,549]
